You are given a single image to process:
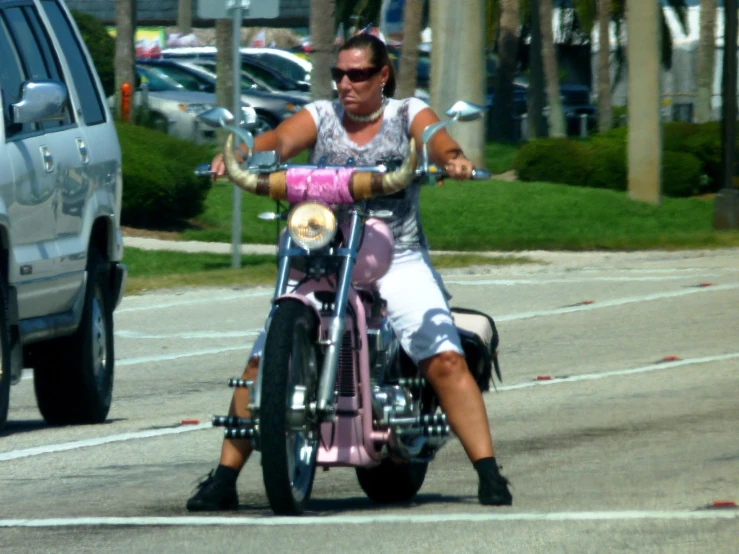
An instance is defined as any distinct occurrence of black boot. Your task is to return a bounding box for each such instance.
[186,465,239,511]
[474,457,513,506]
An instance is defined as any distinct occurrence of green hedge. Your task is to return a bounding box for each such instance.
[117,124,215,227]
[513,122,726,197]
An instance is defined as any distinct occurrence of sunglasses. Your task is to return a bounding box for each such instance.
[330,66,381,83]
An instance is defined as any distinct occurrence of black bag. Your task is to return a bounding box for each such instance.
[450,307,502,392]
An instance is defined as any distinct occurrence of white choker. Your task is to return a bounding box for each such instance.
[345,101,386,123]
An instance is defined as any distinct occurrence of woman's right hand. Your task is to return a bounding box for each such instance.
[210,152,226,182]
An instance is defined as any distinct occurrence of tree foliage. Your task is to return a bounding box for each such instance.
[71,10,115,97]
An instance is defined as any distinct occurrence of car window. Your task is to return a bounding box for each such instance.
[0,14,29,138]
[241,60,291,91]
[4,5,71,131]
[156,64,214,93]
[195,61,262,91]
[136,65,184,92]
[41,0,106,126]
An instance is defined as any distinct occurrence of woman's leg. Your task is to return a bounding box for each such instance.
[419,350,494,462]
[219,355,260,469]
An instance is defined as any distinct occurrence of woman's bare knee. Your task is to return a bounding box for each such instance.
[421,351,468,383]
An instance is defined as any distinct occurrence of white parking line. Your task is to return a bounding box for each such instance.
[0,510,736,528]
[5,351,739,463]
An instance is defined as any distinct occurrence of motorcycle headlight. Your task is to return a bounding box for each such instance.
[287,202,337,251]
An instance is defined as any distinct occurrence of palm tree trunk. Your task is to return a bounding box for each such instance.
[598,0,612,132]
[215,19,234,147]
[529,0,547,138]
[492,0,521,142]
[114,0,136,120]
[177,0,192,35]
[431,0,486,165]
[396,0,422,99]
[311,0,337,101]
[695,0,717,123]
[540,0,565,137]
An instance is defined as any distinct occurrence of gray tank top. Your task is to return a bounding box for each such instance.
[306,97,429,250]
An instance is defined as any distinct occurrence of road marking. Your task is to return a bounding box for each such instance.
[116,330,262,340]
[0,510,736,528]
[497,352,739,392]
[495,283,739,322]
[117,290,272,314]
[446,275,723,285]
[0,423,212,462]
[7,351,739,462]
[20,343,255,381]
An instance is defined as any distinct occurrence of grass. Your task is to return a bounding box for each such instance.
[123,249,535,295]
[177,178,739,251]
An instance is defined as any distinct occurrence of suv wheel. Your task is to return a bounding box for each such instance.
[0,271,11,429]
[32,248,114,425]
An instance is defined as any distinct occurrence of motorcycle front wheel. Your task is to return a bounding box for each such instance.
[260,299,319,515]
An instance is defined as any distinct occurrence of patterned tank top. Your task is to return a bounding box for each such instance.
[305,97,429,250]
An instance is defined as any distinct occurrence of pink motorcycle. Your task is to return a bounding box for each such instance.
[197,102,502,515]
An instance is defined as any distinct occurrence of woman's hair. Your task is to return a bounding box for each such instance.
[338,33,397,98]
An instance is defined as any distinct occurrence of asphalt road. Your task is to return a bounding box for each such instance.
[1,248,738,553]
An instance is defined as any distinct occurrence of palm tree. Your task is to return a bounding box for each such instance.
[695,0,717,123]
[492,0,521,142]
[178,0,192,35]
[114,0,136,121]
[311,0,337,101]
[540,0,566,136]
[396,0,423,99]
[597,0,612,132]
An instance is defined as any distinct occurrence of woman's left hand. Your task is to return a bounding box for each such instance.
[444,156,474,181]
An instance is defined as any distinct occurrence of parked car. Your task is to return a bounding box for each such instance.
[487,81,598,136]
[240,47,312,86]
[0,0,126,428]
[137,59,307,133]
[161,46,310,95]
[124,64,221,142]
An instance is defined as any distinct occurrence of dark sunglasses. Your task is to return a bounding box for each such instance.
[330,66,381,83]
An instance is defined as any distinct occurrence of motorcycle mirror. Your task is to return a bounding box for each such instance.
[445,101,487,122]
[197,107,234,128]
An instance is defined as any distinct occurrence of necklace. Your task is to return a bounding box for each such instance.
[345,100,386,123]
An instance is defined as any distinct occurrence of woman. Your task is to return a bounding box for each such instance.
[187,33,512,510]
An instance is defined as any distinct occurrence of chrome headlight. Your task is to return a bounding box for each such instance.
[287,202,337,251]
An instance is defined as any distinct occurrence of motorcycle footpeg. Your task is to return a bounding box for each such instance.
[397,377,426,389]
[396,424,450,437]
[224,427,255,439]
[228,378,254,390]
[212,415,252,428]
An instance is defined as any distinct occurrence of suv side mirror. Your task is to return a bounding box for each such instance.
[11,80,68,124]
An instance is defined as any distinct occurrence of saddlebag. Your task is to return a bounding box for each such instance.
[450,307,502,392]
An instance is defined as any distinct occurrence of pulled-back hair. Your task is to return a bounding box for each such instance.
[338,33,397,98]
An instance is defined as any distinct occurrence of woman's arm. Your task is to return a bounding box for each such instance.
[211,107,318,180]
[409,106,474,180]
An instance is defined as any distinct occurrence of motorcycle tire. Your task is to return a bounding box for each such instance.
[260,299,320,515]
[356,460,428,504]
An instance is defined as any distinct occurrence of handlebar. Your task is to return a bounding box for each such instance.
[194,161,492,182]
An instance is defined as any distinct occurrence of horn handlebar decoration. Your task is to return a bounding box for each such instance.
[223,134,417,203]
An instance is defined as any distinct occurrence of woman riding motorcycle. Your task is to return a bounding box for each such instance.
[187,32,512,511]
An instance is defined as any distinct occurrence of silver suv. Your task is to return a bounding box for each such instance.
[0,0,126,429]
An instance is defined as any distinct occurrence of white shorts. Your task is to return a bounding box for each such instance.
[248,249,463,365]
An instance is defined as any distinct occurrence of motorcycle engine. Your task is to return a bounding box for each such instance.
[371,384,416,425]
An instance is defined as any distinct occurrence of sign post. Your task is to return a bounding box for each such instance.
[198,0,279,267]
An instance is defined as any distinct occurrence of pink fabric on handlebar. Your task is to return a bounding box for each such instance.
[285,168,356,204]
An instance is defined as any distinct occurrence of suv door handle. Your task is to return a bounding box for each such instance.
[40,145,54,173]
[76,138,89,164]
